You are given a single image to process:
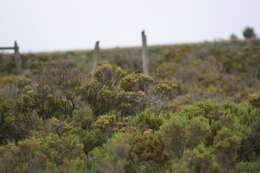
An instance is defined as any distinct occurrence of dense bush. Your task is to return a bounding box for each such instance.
[79,66,152,116]
[0,134,85,173]
[249,92,260,108]
[160,115,187,159]
[120,73,153,92]
[0,38,260,172]
[18,85,74,119]
[134,110,163,131]
[243,27,257,40]
[130,130,168,165]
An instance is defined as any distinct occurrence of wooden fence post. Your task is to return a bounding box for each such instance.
[141,31,149,75]
[92,41,100,72]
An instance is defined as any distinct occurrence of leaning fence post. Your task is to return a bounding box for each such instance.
[92,41,100,72]
[14,41,22,74]
[141,31,149,75]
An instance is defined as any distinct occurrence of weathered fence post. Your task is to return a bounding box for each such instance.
[14,41,22,74]
[92,41,100,72]
[141,31,149,75]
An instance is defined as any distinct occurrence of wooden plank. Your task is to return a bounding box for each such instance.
[0,47,15,50]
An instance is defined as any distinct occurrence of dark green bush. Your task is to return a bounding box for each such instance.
[120,73,153,92]
[0,134,85,173]
[243,27,257,40]
[130,130,168,165]
[1,37,260,172]
[249,92,260,108]
[134,110,163,131]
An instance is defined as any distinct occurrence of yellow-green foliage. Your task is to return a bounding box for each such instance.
[214,128,242,171]
[116,90,146,116]
[160,115,187,159]
[93,64,125,87]
[79,65,152,116]
[0,134,85,173]
[185,116,211,149]
[95,114,116,132]
[185,144,220,173]
[130,130,168,165]
[120,73,153,92]
[72,105,94,130]
[249,92,260,108]
[134,109,163,130]
[0,39,260,173]
[155,80,181,99]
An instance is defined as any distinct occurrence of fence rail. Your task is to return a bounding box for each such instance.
[1,32,150,75]
[0,41,21,73]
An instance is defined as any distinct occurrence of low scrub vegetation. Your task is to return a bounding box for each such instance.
[0,37,260,172]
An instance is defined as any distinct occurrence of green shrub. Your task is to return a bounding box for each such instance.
[1,37,260,173]
[33,117,72,137]
[95,114,117,133]
[186,116,211,149]
[185,144,220,173]
[19,85,74,119]
[235,161,260,173]
[160,115,187,158]
[134,110,163,131]
[243,27,257,40]
[130,130,168,165]
[240,119,260,161]
[0,134,85,173]
[0,96,42,143]
[0,96,13,143]
[79,80,117,115]
[155,62,177,79]
[89,133,131,173]
[120,73,153,92]
[161,160,190,173]
[81,130,104,155]
[72,105,94,130]
[80,66,152,116]
[93,64,125,87]
[213,128,241,171]
[155,80,181,99]
[249,92,260,108]
[116,90,146,116]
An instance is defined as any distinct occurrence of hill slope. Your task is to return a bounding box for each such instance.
[0,40,260,173]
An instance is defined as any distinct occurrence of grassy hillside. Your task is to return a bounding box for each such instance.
[0,39,260,173]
